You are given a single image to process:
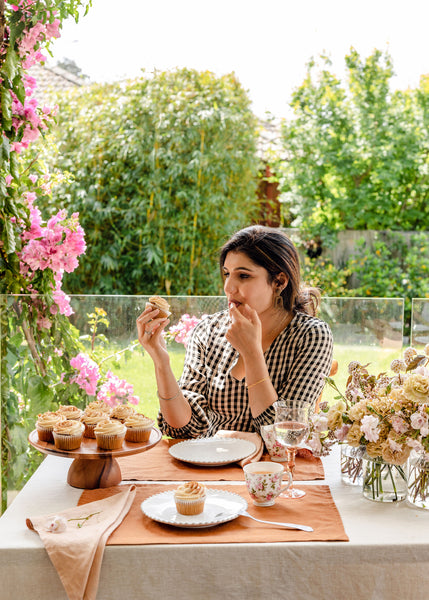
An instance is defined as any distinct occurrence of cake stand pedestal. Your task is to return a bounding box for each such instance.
[29,427,162,489]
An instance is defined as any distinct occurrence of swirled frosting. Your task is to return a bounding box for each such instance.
[110,405,136,422]
[56,405,83,419]
[53,420,84,436]
[174,481,206,500]
[37,412,64,428]
[86,400,111,414]
[81,408,105,425]
[148,295,171,316]
[94,418,126,436]
[124,413,153,429]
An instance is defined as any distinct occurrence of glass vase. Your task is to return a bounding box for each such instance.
[340,444,364,486]
[407,453,429,510]
[362,455,407,503]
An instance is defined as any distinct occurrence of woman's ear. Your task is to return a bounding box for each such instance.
[275,273,288,290]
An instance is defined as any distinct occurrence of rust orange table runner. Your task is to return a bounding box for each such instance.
[79,483,348,544]
[118,439,324,482]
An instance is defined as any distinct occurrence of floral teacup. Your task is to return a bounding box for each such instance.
[243,461,292,506]
[260,424,288,462]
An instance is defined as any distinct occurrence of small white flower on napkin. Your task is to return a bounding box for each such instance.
[45,515,68,533]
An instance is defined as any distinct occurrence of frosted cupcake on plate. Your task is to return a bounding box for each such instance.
[124,413,154,442]
[110,404,136,423]
[52,419,84,450]
[36,411,65,443]
[94,418,126,450]
[56,404,83,421]
[174,482,207,515]
[80,408,106,439]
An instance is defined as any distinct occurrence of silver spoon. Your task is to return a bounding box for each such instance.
[237,508,313,532]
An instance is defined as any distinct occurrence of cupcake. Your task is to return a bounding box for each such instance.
[147,295,171,318]
[36,411,65,443]
[56,404,83,421]
[80,408,106,438]
[110,404,136,423]
[52,420,84,450]
[86,399,111,415]
[124,413,154,442]
[174,482,207,516]
[94,418,126,450]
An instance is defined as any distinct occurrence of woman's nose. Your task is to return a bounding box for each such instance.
[224,277,236,295]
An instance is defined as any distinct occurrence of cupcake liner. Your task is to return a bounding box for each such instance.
[82,422,97,439]
[36,424,55,443]
[95,432,125,450]
[125,426,152,443]
[174,495,206,516]
[53,432,83,451]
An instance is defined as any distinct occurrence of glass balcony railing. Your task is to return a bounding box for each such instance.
[1,294,405,510]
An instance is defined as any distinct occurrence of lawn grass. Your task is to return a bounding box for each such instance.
[108,343,401,419]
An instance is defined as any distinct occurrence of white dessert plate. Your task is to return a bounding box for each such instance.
[168,438,256,466]
[141,488,248,529]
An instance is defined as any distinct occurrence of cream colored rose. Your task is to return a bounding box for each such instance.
[327,400,347,430]
[403,374,429,403]
[381,439,411,466]
[348,400,368,422]
[365,441,384,458]
[346,422,363,447]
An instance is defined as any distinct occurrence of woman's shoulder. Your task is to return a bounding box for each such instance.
[291,311,332,336]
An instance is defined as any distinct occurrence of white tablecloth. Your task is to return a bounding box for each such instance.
[1,446,429,600]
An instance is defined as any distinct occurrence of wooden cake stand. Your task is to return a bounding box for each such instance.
[29,427,162,489]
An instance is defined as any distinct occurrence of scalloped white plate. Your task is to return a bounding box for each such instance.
[141,488,248,528]
[168,438,256,466]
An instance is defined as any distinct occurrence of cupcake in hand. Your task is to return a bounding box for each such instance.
[174,482,207,515]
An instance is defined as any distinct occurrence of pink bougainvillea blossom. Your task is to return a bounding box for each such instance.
[70,353,100,396]
[168,314,207,347]
[97,371,139,407]
[19,208,86,274]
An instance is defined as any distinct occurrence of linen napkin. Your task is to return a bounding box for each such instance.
[26,484,136,600]
[214,430,264,466]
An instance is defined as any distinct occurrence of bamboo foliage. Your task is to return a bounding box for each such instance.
[43,68,260,295]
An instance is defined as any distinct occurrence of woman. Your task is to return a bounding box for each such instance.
[137,225,333,438]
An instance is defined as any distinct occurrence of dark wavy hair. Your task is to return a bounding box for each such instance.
[219,225,320,316]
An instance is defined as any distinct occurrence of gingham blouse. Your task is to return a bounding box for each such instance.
[158,309,333,438]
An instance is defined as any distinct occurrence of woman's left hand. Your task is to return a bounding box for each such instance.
[225,302,262,356]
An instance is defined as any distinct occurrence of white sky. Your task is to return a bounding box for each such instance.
[49,0,429,119]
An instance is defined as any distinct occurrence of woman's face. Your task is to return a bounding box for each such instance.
[223,251,280,315]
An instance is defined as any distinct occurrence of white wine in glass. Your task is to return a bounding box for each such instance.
[273,401,311,499]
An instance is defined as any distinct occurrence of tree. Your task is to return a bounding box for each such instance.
[43,69,260,295]
[280,49,429,247]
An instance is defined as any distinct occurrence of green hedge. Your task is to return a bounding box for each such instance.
[45,68,260,295]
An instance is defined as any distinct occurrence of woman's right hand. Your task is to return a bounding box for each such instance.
[136,304,170,361]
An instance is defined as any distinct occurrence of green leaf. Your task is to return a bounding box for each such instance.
[2,47,19,83]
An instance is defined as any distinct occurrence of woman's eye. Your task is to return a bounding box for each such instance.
[239,274,249,279]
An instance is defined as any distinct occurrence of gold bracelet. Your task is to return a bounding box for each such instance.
[157,389,181,401]
[246,376,270,390]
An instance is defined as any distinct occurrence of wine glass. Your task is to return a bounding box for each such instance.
[273,401,311,499]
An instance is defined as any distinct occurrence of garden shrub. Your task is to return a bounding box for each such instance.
[44,69,260,295]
